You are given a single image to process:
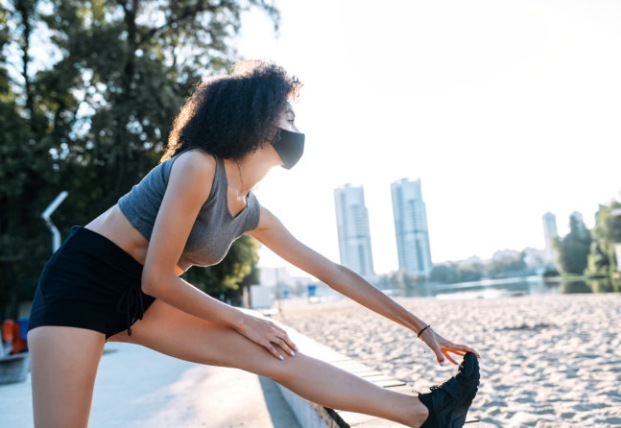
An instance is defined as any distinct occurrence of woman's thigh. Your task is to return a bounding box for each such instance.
[28,326,106,428]
[108,299,296,381]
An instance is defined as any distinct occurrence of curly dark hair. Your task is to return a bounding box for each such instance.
[161,60,302,162]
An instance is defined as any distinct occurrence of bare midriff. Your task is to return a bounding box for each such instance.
[85,205,184,276]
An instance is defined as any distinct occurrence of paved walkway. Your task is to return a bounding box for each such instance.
[0,342,300,428]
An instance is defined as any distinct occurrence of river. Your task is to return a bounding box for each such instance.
[401,275,593,299]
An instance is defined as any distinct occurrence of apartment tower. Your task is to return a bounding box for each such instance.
[391,178,432,276]
[542,212,559,263]
[334,184,375,278]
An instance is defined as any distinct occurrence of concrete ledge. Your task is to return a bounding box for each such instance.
[0,354,29,385]
[266,315,492,428]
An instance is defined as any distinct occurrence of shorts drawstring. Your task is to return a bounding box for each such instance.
[116,283,146,336]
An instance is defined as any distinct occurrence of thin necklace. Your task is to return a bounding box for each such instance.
[236,159,247,205]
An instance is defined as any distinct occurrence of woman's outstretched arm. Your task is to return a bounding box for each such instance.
[246,206,479,365]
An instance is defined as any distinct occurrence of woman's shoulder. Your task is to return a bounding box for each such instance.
[169,148,218,181]
[174,148,217,167]
[162,148,219,213]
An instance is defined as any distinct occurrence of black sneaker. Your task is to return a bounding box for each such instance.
[419,352,480,428]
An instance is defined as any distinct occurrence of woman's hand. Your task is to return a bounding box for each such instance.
[235,313,298,360]
[418,326,480,366]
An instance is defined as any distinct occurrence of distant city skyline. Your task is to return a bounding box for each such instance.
[391,178,433,276]
[239,0,621,276]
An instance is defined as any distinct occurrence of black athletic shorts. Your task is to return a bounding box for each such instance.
[28,226,156,339]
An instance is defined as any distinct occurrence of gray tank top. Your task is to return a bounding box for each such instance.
[118,151,261,271]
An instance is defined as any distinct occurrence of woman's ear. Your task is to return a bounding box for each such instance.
[266,125,279,143]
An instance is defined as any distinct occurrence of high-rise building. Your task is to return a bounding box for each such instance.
[542,212,559,263]
[391,178,432,276]
[334,184,375,278]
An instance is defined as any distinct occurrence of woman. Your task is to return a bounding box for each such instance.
[27,60,480,428]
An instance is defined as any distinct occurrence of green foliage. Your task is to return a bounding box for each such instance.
[183,235,260,305]
[542,265,559,277]
[553,215,592,275]
[428,261,484,284]
[585,201,621,291]
[183,235,258,293]
[0,1,64,317]
[376,270,426,290]
[429,264,459,283]
[486,251,527,277]
[0,0,278,317]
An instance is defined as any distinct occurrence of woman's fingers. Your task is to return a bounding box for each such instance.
[266,343,284,360]
[238,315,299,360]
[419,326,480,366]
[282,336,298,355]
[443,350,459,365]
[273,329,298,353]
[270,336,292,356]
[447,348,466,357]
[273,324,288,335]
[438,344,481,366]
[267,327,298,359]
[450,343,480,358]
[463,346,480,358]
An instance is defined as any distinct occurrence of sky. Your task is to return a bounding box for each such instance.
[234,0,621,276]
[237,0,621,273]
[12,0,618,276]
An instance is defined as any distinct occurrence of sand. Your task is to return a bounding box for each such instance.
[273,293,621,428]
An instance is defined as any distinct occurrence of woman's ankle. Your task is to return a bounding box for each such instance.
[409,395,430,428]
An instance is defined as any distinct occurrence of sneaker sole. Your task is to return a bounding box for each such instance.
[449,413,467,428]
[449,353,480,428]
[447,383,478,428]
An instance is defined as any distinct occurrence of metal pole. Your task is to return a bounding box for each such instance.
[275,268,282,314]
[41,191,68,253]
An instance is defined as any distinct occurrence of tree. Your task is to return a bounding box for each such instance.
[553,215,592,275]
[43,0,278,222]
[585,201,621,290]
[458,262,484,282]
[183,235,260,306]
[487,250,527,277]
[429,261,483,284]
[0,0,279,318]
[429,264,459,284]
[0,1,66,319]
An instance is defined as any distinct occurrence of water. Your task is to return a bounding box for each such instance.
[401,276,592,299]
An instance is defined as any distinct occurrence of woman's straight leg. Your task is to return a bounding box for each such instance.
[28,326,106,428]
[110,300,429,427]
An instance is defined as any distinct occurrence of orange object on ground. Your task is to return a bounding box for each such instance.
[2,319,15,342]
[2,319,27,354]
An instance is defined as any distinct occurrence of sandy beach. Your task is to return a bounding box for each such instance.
[273,293,621,428]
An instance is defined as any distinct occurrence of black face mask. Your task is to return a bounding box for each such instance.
[269,128,305,170]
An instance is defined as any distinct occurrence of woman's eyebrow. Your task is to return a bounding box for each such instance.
[286,106,296,116]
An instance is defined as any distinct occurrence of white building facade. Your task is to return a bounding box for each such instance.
[334,185,375,278]
[391,178,432,276]
[542,212,559,263]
